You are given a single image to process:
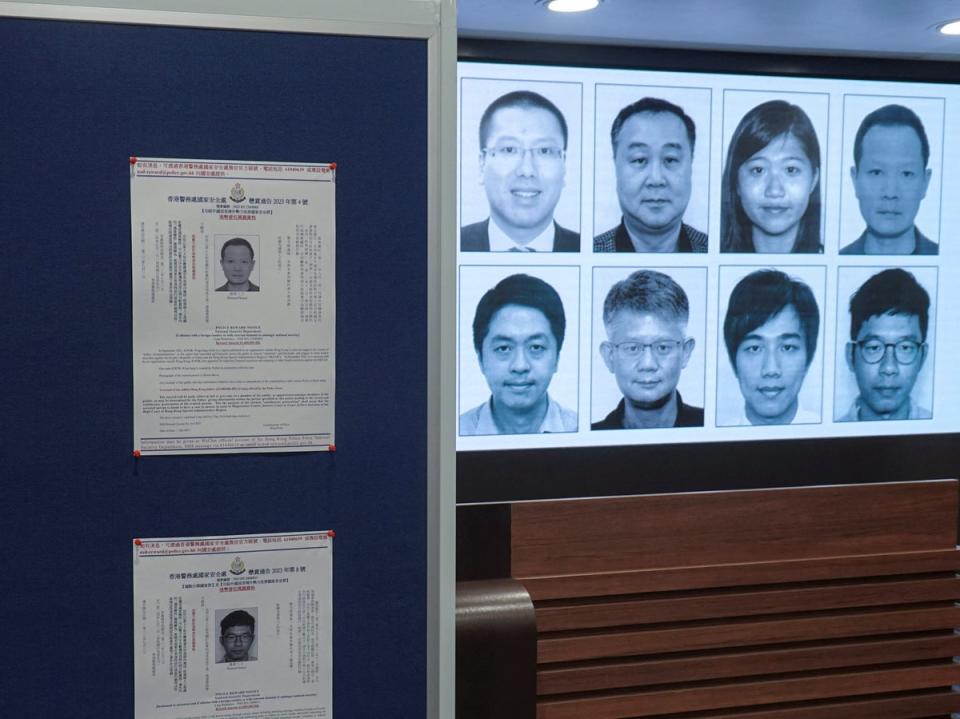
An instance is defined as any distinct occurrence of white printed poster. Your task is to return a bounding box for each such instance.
[133,531,333,719]
[131,158,335,454]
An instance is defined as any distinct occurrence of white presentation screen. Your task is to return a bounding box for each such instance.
[456,59,958,453]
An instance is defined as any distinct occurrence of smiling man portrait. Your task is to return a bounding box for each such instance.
[460,273,577,435]
[594,97,707,253]
[841,104,937,255]
[461,90,579,252]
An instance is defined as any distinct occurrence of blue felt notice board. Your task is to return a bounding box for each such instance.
[1,17,428,717]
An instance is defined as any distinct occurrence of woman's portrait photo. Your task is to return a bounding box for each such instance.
[721,97,825,254]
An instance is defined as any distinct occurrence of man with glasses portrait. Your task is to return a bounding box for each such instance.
[218,609,257,663]
[461,90,580,252]
[838,268,931,421]
[593,269,703,429]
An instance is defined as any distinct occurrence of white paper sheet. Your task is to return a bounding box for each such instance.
[133,531,333,719]
[131,158,335,454]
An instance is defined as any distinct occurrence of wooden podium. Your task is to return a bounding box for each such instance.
[457,480,960,718]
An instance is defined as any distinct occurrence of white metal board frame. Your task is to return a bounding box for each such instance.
[0,1,457,718]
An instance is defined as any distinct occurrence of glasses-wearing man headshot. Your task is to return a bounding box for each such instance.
[593,269,702,430]
[218,609,256,663]
[838,268,931,421]
[217,237,259,292]
[594,97,707,253]
[841,104,937,255]
[460,274,577,435]
[722,270,820,426]
[461,90,579,253]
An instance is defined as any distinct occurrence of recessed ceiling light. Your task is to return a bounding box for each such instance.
[938,19,960,35]
[538,0,601,13]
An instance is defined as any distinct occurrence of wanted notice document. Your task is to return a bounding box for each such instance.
[131,158,335,455]
[133,532,333,719]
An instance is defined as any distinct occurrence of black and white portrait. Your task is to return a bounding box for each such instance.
[459,265,580,435]
[460,78,582,252]
[593,84,711,253]
[720,91,829,254]
[591,266,707,429]
[717,265,826,427]
[839,95,944,255]
[215,607,258,664]
[834,266,937,421]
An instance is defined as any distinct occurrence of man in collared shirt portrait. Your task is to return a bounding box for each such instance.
[460,273,577,435]
[594,97,707,253]
[593,269,703,430]
[837,268,933,421]
[461,90,580,252]
[841,104,938,255]
[217,609,257,663]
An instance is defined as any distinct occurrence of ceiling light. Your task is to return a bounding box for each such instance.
[938,19,960,35]
[538,0,601,13]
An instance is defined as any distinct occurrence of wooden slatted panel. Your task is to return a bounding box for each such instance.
[512,482,960,719]
[538,605,960,663]
[538,688,960,719]
[522,550,960,600]
[537,632,960,694]
[535,575,960,631]
[511,481,957,578]
[537,662,960,718]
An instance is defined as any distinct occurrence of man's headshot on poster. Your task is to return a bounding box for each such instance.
[841,104,937,255]
[460,273,577,435]
[218,609,256,663]
[721,269,821,426]
[837,268,932,421]
[461,90,580,252]
[721,100,822,254]
[594,97,707,253]
[217,237,259,292]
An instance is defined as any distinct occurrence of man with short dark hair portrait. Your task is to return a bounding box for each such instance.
[594,97,707,253]
[216,237,260,292]
[838,268,931,421]
[593,269,703,429]
[841,104,937,255]
[461,90,579,252]
[722,269,820,426]
[460,273,577,435]
[218,609,256,663]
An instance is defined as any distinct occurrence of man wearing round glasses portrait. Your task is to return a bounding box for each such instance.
[593,269,703,429]
[838,268,931,421]
[461,90,580,252]
[217,609,257,663]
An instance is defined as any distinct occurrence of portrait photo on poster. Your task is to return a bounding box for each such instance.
[215,607,259,664]
[716,265,826,428]
[460,77,583,252]
[593,83,711,253]
[590,266,707,429]
[720,89,829,255]
[838,95,945,256]
[458,265,580,436]
[834,265,937,422]
[215,235,261,293]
